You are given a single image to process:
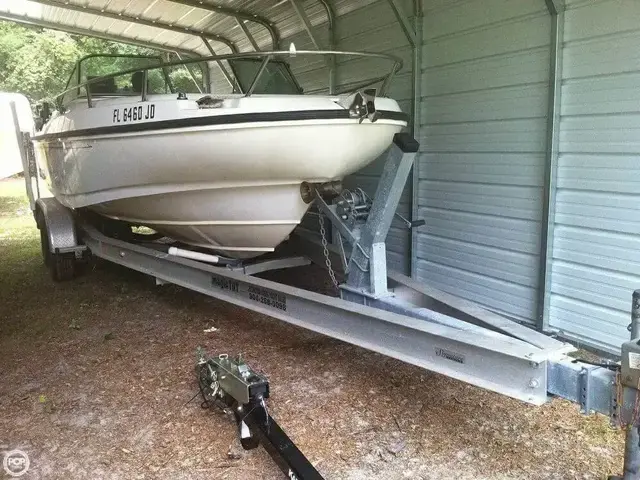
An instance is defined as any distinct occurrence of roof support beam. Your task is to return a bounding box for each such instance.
[0,12,202,58]
[236,18,260,51]
[288,0,321,50]
[386,0,417,47]
[201,37,235,90]
[165,0,279,50]
[289,0,337,93]
[317,0,335,49]
[317,0,336,94]
[544,0,565,15]
[26,0,237,52]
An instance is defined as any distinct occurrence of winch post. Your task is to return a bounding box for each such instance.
[616,290,640,480]
[344,133,418,298]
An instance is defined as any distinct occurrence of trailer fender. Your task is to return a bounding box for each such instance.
[35,197,80,253]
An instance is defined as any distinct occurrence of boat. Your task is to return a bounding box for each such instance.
[32,50,408,258]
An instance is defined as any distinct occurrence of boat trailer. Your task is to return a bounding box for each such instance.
[11,96,640,478]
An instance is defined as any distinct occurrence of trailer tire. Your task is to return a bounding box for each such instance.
[37,211,51,267]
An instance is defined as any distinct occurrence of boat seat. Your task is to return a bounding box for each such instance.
[87,76,116,95]
[131,71,147,94]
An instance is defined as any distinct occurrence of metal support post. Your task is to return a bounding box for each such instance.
[537,3,565,331]
[201,38,236,90]
[344,134,418,297]
[385,0,422,277]
[410,0,423,279]
[386,0,417,47]
[318,0,336,94]
[236,18,260,51]
[289,0,321,50]
[288,0,338,93]
[613,290,640,479]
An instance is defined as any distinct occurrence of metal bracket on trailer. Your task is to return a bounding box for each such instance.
[197,350,324,480]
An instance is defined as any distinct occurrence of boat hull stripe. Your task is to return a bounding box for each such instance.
[32,109,409,141]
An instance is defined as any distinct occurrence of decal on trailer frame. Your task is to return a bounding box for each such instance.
[435,347,465,365]
[211,275,239,293]
[248,286,287,312]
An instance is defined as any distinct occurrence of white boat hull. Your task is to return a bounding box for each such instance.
[34,94,407,258]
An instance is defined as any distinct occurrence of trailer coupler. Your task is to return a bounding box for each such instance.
[196,349,324,480]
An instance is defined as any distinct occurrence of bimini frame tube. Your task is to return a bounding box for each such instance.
[54,50,404,109]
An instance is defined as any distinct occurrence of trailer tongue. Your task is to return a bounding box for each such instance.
[196,349,324,480]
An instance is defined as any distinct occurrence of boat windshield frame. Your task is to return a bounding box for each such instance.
[59,54,173,107]
[55,50,403,110]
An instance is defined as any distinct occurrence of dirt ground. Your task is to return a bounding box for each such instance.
[0,178,626,479]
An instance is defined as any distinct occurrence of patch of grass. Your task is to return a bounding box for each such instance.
[0,180,40,280]
[0,177,31,199]
[0,179,46,337]
[0,195,29,217]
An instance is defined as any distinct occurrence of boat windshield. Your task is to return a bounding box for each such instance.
[59,54,207,106]
[81,55,167,95]
[228,58,302,95]
[56,51,399,108]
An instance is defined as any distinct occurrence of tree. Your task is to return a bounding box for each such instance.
[0,21,163,105]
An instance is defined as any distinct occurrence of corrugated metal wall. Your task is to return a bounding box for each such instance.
[416,0,551,323]
[285,0,415,274]
[212,0,640,353]
[547,0,640,354]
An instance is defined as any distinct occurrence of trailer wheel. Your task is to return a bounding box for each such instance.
[37,211,50,267]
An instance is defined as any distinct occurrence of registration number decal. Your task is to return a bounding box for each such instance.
[248,286,287,312]
[113,104,155,123]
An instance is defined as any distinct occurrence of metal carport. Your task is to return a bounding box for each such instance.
[4,0,640,477]
[2,0,640,356]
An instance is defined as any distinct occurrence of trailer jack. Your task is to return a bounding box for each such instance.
[196,349,324,480]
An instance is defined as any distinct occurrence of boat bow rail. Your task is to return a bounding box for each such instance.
[49,49,404,111]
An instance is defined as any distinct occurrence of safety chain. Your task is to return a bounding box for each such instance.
[318,213,339,290]
[615,369,640,428]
